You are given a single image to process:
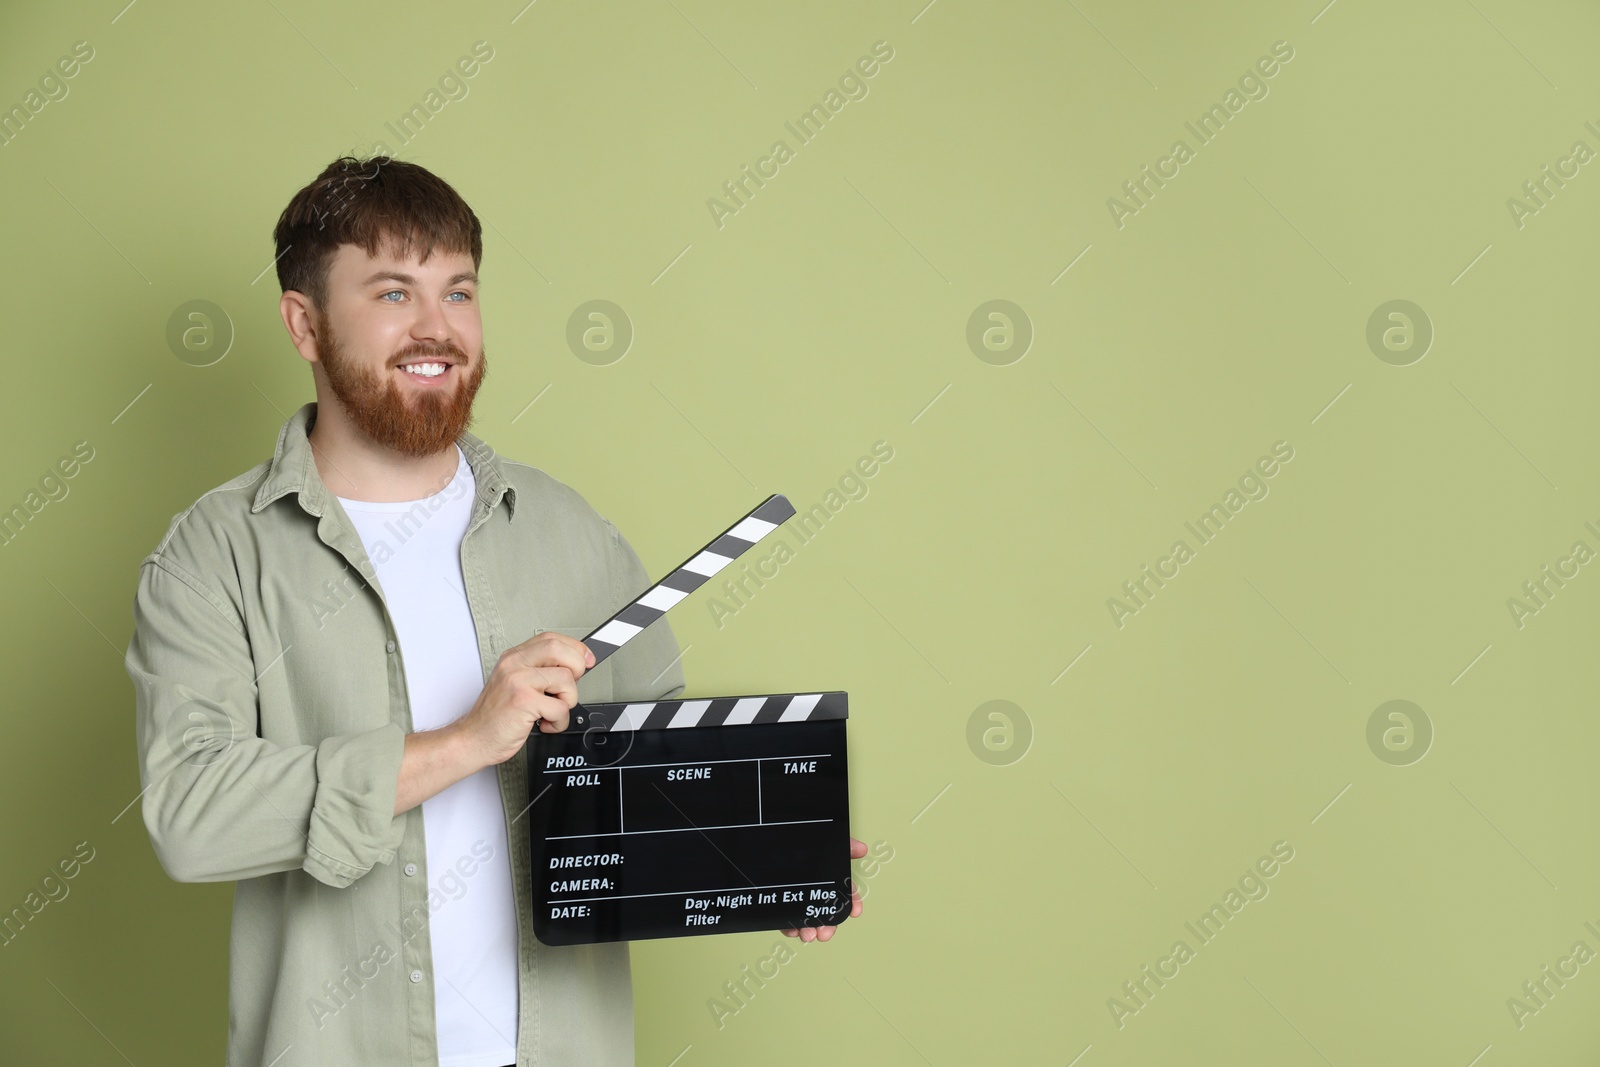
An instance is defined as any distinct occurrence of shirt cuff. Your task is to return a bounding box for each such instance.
[303,721,407,887]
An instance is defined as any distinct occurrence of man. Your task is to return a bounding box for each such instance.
[125,155,863,1067]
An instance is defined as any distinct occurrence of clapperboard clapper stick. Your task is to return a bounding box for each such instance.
[525,494,855,945]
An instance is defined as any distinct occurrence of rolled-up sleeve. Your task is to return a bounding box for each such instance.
[126,555,405,888]
[603,520,688,703]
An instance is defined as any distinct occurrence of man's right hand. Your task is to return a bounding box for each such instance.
[395,632,594,815]
[454,631,595,768]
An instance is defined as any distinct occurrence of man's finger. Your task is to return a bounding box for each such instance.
[532,692,572,733]
[531,665,579,710]
[514,631,595,679]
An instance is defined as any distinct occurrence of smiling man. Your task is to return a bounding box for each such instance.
[124,156,862,1067]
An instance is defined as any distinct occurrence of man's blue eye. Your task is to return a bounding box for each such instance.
[379,290,470,302]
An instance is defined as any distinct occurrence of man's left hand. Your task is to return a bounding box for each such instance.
[781,837,867,943]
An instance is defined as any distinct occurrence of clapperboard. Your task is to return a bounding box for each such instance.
[525,495,854,946]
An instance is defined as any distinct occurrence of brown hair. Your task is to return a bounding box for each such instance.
[272,156,482,313]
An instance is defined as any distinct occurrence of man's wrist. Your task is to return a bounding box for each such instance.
[394,720,491,817]
[439,719,487,777]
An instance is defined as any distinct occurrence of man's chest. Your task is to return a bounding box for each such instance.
[241,501,621,744]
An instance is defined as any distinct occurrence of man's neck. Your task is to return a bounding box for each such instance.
[306,404,461,503]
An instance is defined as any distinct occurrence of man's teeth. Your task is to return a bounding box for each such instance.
[401,363,448,377]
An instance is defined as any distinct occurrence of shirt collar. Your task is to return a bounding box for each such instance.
[250,401,518,521]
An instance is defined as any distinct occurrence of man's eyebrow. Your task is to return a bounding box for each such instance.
[360,269,480,287]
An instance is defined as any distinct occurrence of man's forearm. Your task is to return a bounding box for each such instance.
[394,724,484,815]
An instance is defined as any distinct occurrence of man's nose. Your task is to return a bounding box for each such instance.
[409,298,454,347]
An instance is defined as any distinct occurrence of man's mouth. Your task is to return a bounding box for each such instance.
[396,360,455,384]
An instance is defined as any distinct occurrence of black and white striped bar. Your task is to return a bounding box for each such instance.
[581,493,795,666]
[574,691,847,732]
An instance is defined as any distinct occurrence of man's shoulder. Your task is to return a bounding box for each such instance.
[140,460,273,579]
[497,455,620,535]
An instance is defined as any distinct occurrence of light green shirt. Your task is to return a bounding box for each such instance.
[125,402,685,1066]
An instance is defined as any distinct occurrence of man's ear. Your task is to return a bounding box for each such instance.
[279,290,321,364]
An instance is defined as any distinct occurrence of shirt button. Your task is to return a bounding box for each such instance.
[410,969,424,984]
[386,639,397,653]
[404,863,417,877]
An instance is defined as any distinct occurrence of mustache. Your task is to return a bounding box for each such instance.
[392,343,471,365]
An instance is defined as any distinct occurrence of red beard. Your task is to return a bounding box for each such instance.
[317,314,488,458]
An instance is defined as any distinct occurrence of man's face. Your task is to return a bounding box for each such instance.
[312,239,488,458]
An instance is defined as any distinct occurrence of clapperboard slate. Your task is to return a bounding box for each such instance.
[526,494,854,946]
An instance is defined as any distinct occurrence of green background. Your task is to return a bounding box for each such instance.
[2,0,1597,1063]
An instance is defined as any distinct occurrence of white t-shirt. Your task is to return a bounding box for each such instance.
[337,443,518,1067]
